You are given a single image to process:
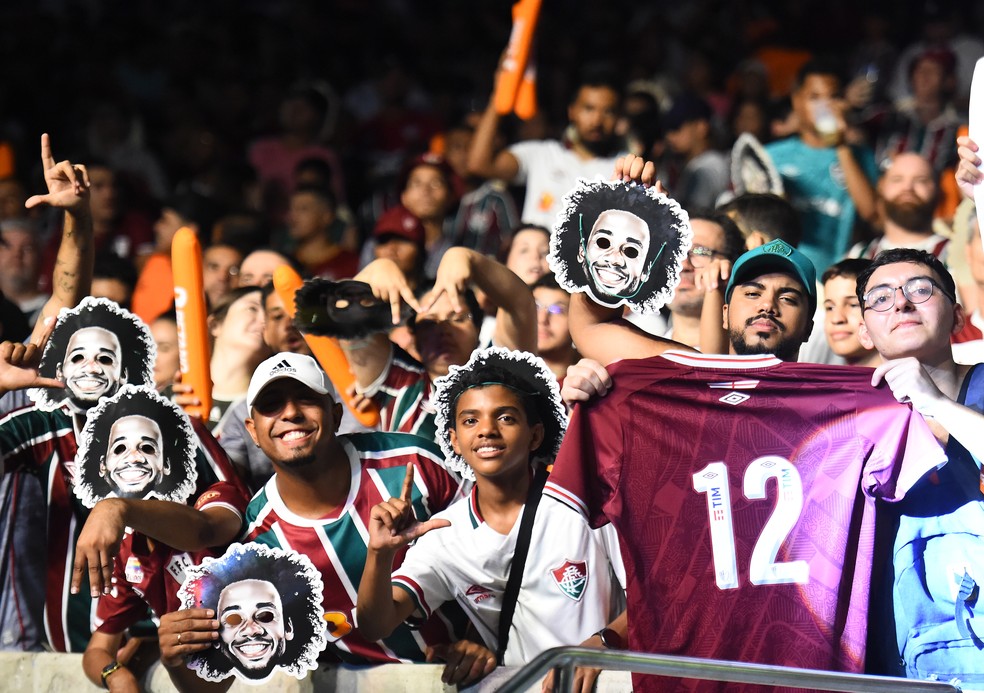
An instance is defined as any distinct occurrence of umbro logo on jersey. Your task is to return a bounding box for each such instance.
[465,584,494,604]
[551,560,588,601]
[268,359,296,375]
[709,380,756,406]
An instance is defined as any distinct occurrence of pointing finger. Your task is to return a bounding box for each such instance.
[400,462,415,503]
[40,133,54,170]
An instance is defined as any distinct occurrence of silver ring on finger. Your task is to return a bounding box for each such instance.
[177,632,183,645]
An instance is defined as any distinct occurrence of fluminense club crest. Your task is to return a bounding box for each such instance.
[551,559,588,601]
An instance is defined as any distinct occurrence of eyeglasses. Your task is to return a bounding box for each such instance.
[862,276,955,312]
[413,312,473,331]
[535,301,567,316]
[687,246,727,268]
[221,608,279,628]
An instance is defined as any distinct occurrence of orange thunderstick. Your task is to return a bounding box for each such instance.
[172,227,212,420]
[272,265,380,428]
[493,0,542,117]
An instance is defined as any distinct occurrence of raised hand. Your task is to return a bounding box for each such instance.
[613,154,665,192]
[421,247,476,315]
[0,317,63,396]
[24,133,90,214]
[367,463,450,553]
[72,499,127,596]
[354,258,420,324]
[694,258,733,293]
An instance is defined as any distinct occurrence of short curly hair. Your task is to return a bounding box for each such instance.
[431,347,567,480]
[179,542,326,683]
[548,179,691,313]
[73,385,198,508]
[32,297,155,411]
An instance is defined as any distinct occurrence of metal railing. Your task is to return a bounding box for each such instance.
[497,647,962,693]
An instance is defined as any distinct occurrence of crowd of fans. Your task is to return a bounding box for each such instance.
[0,0,982,691]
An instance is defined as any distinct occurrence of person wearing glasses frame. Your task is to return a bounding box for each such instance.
[855,247,984,683]
[658,212,744,350]
[532,273,579,381]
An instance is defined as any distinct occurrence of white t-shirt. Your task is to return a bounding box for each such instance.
[393,490,626,666]
[509,140,620,227]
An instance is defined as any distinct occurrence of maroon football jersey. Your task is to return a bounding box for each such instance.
[544,351,945,692]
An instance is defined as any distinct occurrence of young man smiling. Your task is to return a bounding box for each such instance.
[158,352,467,683]
[854,248,984,683]
[357,348,625,691]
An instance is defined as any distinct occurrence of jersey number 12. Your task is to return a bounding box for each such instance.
[692,455,809,590]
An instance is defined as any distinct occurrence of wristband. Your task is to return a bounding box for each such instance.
[100,660,123,688]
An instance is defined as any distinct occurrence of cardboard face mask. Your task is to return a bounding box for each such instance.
[73,385,198,508]
[178,543,327,685]
[31,296,156,413]
[547,179,692,314]
[293,279,405,339]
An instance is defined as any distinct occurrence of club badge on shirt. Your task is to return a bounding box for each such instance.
[551,559,588,601]
[165,552,194,584]
[125,556,144,584]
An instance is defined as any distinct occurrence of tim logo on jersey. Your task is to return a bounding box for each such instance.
[551,560,588,601]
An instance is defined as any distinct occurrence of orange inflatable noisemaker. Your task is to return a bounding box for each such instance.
[172,227,212,421]
[493,0,541,119]
[273,265,381,428]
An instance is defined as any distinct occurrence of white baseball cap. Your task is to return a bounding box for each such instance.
[246,353,337,410]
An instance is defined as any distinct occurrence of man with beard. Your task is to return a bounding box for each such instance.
[847,152,949,261]
[215,283,369,491]
[565,237,816,371]
[467,68,624,227]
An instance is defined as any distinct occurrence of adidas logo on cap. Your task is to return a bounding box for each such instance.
[247,352,335,410]
[268,359,296,375]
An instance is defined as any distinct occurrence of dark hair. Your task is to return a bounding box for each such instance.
[291,183,336,212]
[575,66,623,103]
[821,258,872,285]
[260,281,277,307]
[687,211,746,262]
[154,309,178,325]
[185,544,322,680]
[531,272,563,292]
[294,157,334,183]
[37,299,154,408]
[500,224,551,263]
[854,248,956,305]
[164,190,222,236]
[209,285,264,324]
[793,59,844,91]
[93,251,138,294]
[446,364,561,464]
[77,387,196,502]
[718,193,802,247]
